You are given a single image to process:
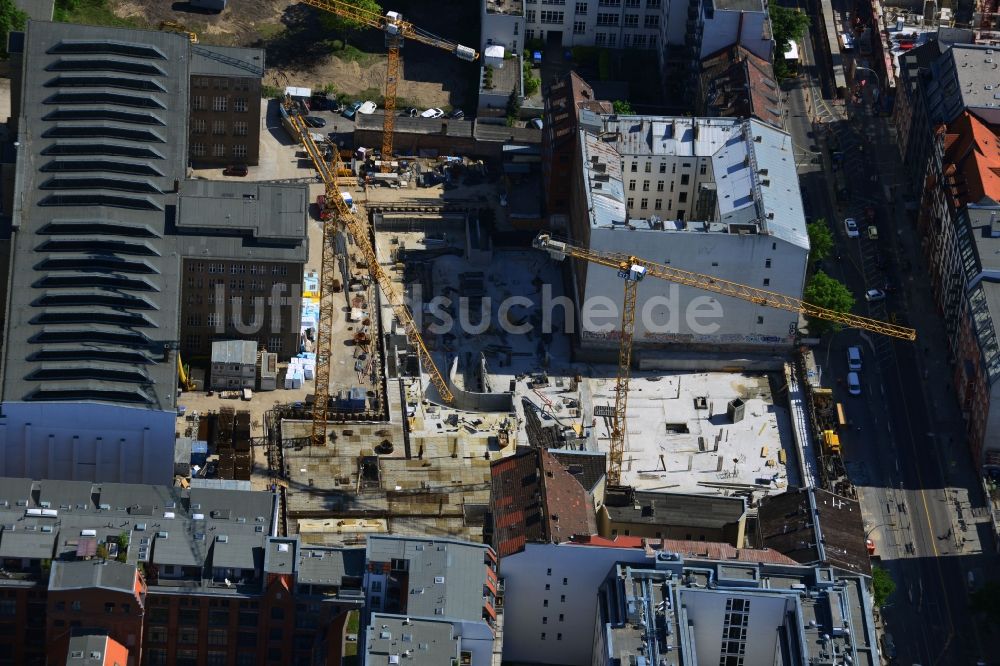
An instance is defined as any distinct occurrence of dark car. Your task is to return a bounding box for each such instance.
[223,165,248,177]
[448,109,465,119]
[304,116,327,128]
[341,101,363,120]
[401,107,418,117]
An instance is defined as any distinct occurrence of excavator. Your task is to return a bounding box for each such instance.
[177,354,196,392]
[158,20,198,44]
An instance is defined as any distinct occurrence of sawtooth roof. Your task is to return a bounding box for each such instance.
[3,21,306,412]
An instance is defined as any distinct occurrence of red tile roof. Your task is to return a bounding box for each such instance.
[700,45,783,128]
[489,447,596,557]
[566,534,797,565]
[942,111,1000,206]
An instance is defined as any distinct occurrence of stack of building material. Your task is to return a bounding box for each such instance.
[284,364,304,389]
[290,353,316,380]
[215,407,236,479]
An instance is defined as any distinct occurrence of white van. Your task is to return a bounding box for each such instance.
[847,346,862,371]
[847,372,861,396]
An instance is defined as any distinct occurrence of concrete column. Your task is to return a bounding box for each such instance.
[139,428,149,484]
[46,433,54,479]
[94,437,103,483]
[118,438,127,483]
[23,422,31,477]
[71,435,79,481]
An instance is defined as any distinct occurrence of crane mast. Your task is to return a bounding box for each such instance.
[299,0,478,170]
[284,104,454,449]
[533,233,917,484]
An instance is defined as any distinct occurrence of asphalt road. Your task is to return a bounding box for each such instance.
[780,4,1000,661]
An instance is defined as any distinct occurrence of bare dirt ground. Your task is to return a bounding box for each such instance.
[111,0,288,46]
[110,0,478,109]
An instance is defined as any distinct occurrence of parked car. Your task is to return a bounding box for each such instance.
[315,194,331,221]
[223,164,248,177]
[847,371,862,396]
[844,217,860,238]
[867,224,879,240]
[865,288,886,302]
[529,117,544,129]
[847,346,862,371]
[341,101,363,119]
[420,107,444,118]
[304,115,327,128]
[401,107,418,117]
[357,101,377,115]
[448,109,465,119]
[880,633,897,660]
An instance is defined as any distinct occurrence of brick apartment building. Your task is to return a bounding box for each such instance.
[0,478,363,666]
[918,111,1000,466]
[0,479,503,666]
[189,46,264,167]
[181,255,304,362]
[540,72,612,220]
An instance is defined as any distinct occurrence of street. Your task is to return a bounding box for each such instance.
[781,0,1000,661]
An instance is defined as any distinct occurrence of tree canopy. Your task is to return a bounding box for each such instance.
[802,271,855,334]
[613,99,633,115]
[807,219,834,262]
[871,566,896,607]
[769,5,810,54]
[318,0,383,35]
[0,0,27,59]
[970,580,1000,625]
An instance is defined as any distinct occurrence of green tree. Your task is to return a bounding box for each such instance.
[613,100,634,115]
[317,0,383,37]
[0,0,27,59]
[769,5,810,54]
[871,566,896,607]
[807,219,833,262]
[970,580,1000,625]
[802,271,855,334]
[505,88,521,126]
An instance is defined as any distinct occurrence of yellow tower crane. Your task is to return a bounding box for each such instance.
[299,0,478,171]
[532,233,917,486]
[283,100,454,448]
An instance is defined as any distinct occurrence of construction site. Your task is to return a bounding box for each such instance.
[167,1,920,553]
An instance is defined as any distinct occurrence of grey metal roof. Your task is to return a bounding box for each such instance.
[4,21,188,410]
[176,180,309,248]
[365,615,459,666]
[582,115,808,249]
[580,131,626,228]
[0,529,55,559]
[265,536,297,574]
[2,21,307,412]
[0,477,276,591]
[50,559,136,593]
[297,545,365,585]
[365,536,490,622]
[211,533,258,570]
[66,634,118,666]
[603,490,746,529]
[211,340,257,366]
[190,44,264,78]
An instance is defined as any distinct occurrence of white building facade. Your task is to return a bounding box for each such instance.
[519,0,770,58]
